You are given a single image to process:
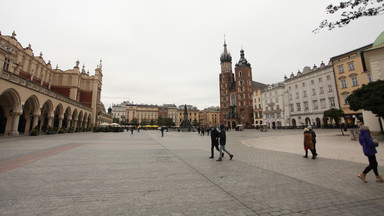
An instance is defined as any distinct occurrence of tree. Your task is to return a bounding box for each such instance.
[314,0,384,33]
[131,118,139,126]
[112,117,120,123]
[164,118,176,128]
[347,80,384,118]
[324,108,346,134]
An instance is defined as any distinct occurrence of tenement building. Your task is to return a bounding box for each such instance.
[219,40,267,129]
[331,44,373,126]
[0,31,112,136]
[283,62,339,128]
[262,83,285,129]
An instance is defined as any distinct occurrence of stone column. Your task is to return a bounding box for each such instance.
[32,114,40,130]
[66,117,72,130]
[9,111,21,136]
[24,115,32,135]
[58,115,64,132]
[47,115,54,128]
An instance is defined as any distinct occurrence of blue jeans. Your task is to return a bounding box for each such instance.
[219,145,232,158]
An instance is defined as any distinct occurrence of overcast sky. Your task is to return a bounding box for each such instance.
[1,0,383,110]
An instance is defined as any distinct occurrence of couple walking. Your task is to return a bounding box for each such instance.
[210,124,233,161]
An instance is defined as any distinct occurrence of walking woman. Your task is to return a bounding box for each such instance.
[217,124,233,161]
[303,128,316,159]
[358,125,383,183]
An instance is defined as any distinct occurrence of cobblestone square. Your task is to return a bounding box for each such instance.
[0,129,383,215]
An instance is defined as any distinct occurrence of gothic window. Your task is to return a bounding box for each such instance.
[230,94,236,105]
[239,71,242,77]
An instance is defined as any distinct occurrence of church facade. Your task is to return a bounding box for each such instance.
[219,41,267,129]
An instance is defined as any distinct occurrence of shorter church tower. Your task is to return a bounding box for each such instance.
[234,49,254,127]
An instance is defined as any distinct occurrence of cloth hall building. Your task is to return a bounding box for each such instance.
[0,31,112,136]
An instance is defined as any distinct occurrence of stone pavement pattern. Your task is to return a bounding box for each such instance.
[0,129,383,216]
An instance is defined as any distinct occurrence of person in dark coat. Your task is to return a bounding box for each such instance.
[217,124,233,161]
[307,125,317,157]
[209,127,220,159]
[161,127,164,137]
[358,125,383,183]
[303,128,316,159]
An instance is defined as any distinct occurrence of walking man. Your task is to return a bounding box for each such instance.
[217,124,233,161]
[209,127,220,159]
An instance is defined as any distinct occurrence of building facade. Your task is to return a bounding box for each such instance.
[199,106,220,128]
[136,104,158,124]
[112,101,129,122]
[252,89,263,127]
[361,31,384,133]
[262,83,285,129]
[0,31,112,136]
[331,44,372,126]
[283,62,339,128]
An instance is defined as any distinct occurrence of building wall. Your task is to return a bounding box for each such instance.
[262,84,285,128]
[331,45,372,126]
[283,63,339,128]
[0,32,111,136]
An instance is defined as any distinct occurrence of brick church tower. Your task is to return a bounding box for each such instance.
[219,40,255,129]
[219,40,233,127]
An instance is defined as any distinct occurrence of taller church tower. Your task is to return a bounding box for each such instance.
[219,40,233,126]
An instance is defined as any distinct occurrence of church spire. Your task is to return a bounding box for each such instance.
[220,36,232,63]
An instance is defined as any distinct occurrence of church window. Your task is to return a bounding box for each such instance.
[239,71,242,77]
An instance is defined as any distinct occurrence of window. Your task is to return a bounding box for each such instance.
[313,100,318,110]
[311,80,314,85]
[319,78,322,83]
[312,89,316,96]
[329,98,335,107]
[320,99,326,108]
[351,77,358,86]
[327,75,331,80]
[320,87,324,94]
[269,92,272,97]
[328,85,333,92]
[275,97,279,103]
[296,92,299,99]
[296,103,301,111]
[348,62,355,71]
[3,58,10,71]
[290,104,294,112]
[338,65,344,73]
[295,84,298,89]
[367,74,372,83]
[343,95,349,105]
[302,82,306,87]
[341,79,347,88]
[276,105,280,110]
[239,71,242,77]
[289,94,292,100]
[289,86,291,91]
[303,91,307,98]
[304,102,309,111]
[275,91,278,96]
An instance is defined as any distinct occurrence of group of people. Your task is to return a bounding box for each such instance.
[209,124,233,161]
[302,124,383,183]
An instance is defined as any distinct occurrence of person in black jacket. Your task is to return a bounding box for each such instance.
[307,125,317,158]
[209,127,220,159]
[217,124,233,161]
